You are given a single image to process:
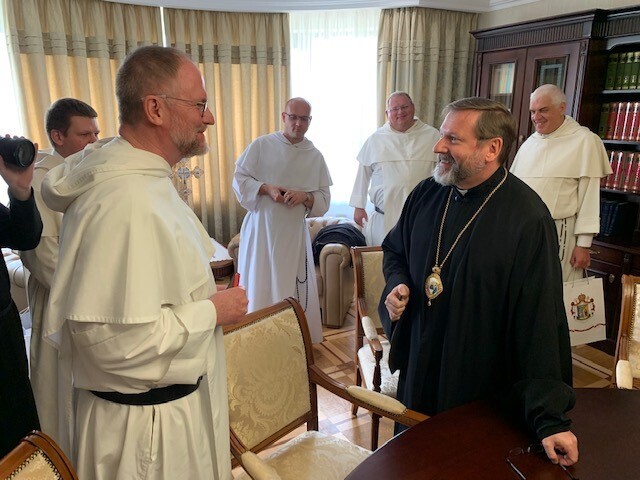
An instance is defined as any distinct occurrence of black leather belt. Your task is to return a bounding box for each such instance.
[91,377,202,406]
[375,206,384,214]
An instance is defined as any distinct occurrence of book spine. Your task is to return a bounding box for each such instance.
[615,52,628,89]
[632,155,640,193]
[605,53,619,90]
[631,51,640,89]
[613,151,626,190]
[623,153,636,191]
[629,102,640,141]
[621,102,634,140]
[606,151,619,189]
[598,103,611,139]
[605,102,619,140]
[622,52,635,89]
[612,102,628,140]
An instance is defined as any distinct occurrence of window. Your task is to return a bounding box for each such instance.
[290,9,379,218]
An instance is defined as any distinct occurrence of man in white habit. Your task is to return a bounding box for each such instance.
[511,84,612,281]
[233,97,332,344]
[41,46,248,479]
[20,97,100,445]
[349,91,440,245]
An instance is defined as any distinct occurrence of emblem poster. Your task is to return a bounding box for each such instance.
[563,276,607,346]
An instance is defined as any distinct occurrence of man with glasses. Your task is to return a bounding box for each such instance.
[233,97,332,344]
[349,91,440,245]
[20,97,99,446]
[41,46,248,479]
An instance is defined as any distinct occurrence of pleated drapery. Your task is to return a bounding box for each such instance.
[377,7,477,127]
[3,0,161,145]
[163,9,290,241]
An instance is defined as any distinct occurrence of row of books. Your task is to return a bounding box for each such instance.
[600,199,638,237]
[602,150,640,192]
[598,102,640,140]
[605,51,640,90]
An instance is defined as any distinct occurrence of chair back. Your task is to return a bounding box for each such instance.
[352,246,385,329]
[0,431,78,480]
[223,299,317,453]
[615,274,640,387]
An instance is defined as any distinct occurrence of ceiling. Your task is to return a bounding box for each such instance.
[105,0,538,14]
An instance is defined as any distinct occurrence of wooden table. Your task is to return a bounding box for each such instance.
[345,388,640,479]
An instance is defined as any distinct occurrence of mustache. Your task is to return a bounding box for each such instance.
[437,153,456,164]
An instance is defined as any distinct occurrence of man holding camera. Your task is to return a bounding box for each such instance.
[0,137,42,457]
[21,98,99,446]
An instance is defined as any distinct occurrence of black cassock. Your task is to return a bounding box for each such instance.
[0,189,41,457]
[379,167,575,439]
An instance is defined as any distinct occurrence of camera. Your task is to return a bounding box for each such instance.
[0,137,36,168]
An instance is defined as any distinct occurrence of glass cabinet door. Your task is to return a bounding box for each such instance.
[488,62,517,110]
[534,56,568,88]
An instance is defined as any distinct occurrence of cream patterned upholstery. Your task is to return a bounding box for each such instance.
[615,275,640,389]
[224,298,427,480]
[0,431,78,480]
[350,246,400,449]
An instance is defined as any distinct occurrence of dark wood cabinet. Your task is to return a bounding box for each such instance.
[473,7,640,352]
[472,10,607,167]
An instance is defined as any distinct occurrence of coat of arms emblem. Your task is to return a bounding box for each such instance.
[570,293,596,321]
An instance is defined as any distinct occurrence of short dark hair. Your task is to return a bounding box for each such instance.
[45,98,97,144]
[116,45,191,125]
[443,97,517,165]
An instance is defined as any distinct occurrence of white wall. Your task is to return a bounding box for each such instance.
[478,0,640,29]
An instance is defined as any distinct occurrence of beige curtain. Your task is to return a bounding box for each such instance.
[163,9,289,242]
[3,0,161,147]
[378,8,477,127]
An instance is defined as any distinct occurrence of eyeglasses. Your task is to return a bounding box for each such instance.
[144,94,208,117]
[284,112,312,124]
[506,444,578,480]
[387,104,412,113]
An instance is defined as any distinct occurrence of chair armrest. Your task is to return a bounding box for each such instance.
[616,360,634,389]
[361,316,379,342]
[227,233,240,271]
[239,451,282,480]
[319,242,351,268]
[309,365,428,427]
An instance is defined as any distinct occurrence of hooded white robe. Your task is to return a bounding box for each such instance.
[349,119,440,246]
[233,131,332,343]
[20,150,64,444]
[512,116,612,281]
[41,137,231,480]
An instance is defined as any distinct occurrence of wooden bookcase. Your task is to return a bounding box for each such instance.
[473,7,640,354]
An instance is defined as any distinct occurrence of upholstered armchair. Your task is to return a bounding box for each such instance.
[614,274,640,389]
[350,246,400,450]
[223,298,427,480]
[227,216,358,328]
[0,430,78,479]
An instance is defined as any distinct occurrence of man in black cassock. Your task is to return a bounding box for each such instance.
[379,97,578,466]
[0,141,42,457]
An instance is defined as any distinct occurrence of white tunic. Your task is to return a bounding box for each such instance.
[41,138,231,480]
[349,119,440,245]
[233,132,332,343]
[20,150,64,445]
[511,116,612,281]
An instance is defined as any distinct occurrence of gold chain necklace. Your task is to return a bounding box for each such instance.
[425,168,508,306]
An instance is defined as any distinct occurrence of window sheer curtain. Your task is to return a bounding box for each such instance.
[290,9,379,216]
[378,7,477,127]
[163,9,289,242]
[2,0,161,146]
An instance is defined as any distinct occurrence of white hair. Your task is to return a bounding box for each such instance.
[531,84,566,106]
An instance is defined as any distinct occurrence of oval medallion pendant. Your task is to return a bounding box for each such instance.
[425,266,443,306]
